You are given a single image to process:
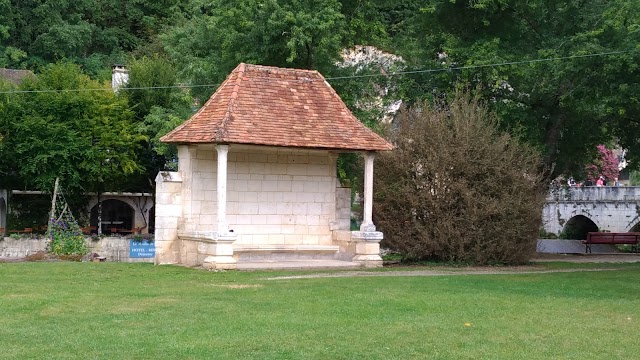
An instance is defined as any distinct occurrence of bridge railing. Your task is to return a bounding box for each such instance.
[548,186,640,202]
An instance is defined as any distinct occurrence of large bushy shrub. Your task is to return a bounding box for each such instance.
[374,91,546,264]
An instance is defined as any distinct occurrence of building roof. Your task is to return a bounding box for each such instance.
[160,63,392,151]
[0,68,35,85]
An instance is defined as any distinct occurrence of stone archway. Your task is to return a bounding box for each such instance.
[629,222,640,232]
[562,215,599,240]
[90,199,135,235]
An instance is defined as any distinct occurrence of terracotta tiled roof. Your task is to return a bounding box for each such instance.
[0,68,35,85]
[161,63,393,151]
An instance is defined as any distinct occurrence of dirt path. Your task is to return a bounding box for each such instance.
[531,253,640,263]
[263,267,621,280]
[264,254,640,280]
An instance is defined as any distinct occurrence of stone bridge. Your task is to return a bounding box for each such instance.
[543,187,640,239]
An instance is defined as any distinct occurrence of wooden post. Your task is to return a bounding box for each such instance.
[49,177,59,225]
[97,192,102,235]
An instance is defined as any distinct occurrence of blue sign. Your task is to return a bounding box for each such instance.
[129,240,155,258]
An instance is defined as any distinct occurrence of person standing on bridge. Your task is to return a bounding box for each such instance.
[596,176,604,186]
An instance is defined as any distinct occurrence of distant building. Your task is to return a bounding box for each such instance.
[0,68,35,85]
[111,64,129,92]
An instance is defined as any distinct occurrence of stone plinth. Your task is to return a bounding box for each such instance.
[178,231,237,270]
[350,230,383,268]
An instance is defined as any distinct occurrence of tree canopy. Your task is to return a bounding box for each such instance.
[381,0,640,176]
[2,0,640,191]
[0,63,141,195]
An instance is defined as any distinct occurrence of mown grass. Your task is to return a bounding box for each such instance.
[1,262,640,359]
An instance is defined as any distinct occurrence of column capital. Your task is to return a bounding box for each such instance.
[216,144,229,153]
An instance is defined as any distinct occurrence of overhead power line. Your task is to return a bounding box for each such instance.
[0,49,636,95]
[325,50,635,80]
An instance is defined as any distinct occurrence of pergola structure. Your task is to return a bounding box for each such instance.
[155,63,392,269]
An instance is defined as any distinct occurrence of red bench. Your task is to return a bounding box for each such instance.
[582,232,640,253]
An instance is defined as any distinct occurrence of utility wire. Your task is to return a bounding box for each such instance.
[0,83,218,94]
[0,49,636,94]
[326,50,635,80]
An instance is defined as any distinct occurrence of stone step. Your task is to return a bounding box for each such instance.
[233,244,340,261]
[236,259,361,271]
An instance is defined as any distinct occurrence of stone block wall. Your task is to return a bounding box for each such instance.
[0,236,153,263]
[154,171,183,264]
[178,144,339,246]
[176,145,217,233]
[333,187,352,231]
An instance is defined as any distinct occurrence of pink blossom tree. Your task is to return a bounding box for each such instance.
[585,145,619,184]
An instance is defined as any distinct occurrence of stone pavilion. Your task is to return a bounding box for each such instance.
[155,63,392,269]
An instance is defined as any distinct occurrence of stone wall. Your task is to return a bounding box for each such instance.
[543,186,640,235]
[179,144,339,246]
[0,236,153,263]
[154,171,182,264]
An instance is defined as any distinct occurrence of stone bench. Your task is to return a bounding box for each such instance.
[233,244,340,261]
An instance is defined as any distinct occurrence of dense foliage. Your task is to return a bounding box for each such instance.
[2,0,639,191]
[0,0,640,242]
[0,63,141,196]
[374,91,547,264]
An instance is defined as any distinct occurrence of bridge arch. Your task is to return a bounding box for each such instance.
[628,222,640,232]
[561,215,599,240]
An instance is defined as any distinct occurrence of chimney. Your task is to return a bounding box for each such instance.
[111,64,129,92]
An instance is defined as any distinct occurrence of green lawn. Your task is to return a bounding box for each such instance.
[1,262,639,359]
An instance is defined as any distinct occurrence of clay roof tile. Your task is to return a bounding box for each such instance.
[161,63,393,151]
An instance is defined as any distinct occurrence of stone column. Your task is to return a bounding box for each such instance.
[361,151,376,232]
[201,144,236,270]
[351,151,383,267]
[216,144,229,235]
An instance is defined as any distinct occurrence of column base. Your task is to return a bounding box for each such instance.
[351,231,383,268]
[178,231,237,269]
[352,254,383,268]
[203,255,237,270]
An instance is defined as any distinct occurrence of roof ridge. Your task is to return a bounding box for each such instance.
[243,63,319,75]
[215,63,246,142]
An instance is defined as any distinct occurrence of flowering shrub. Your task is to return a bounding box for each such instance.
[46,218,88,256]
[585,145,619,183]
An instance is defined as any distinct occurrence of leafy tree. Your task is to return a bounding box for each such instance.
[0,63,142,197]
[374,90,546,264]
[122,56,193,188]
[0,0,27,67]
[378,0,640,177]
[162,0,347,100]
[1,0,187,76]
[124,56,191,121]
